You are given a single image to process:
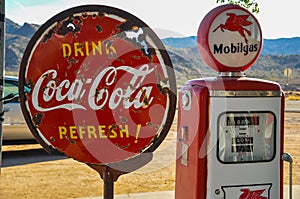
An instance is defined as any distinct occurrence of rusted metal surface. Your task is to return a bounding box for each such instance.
[19,4,176,165]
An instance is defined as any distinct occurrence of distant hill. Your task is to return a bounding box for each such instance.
[162,36,300,55]
[167,46,300,86]
[262,37,300,55]
[5,19,39,71]
[6,19,39,37]
[162,36,197,48]
[3,18,300,88]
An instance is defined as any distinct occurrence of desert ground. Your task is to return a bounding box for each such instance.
[0,103,299,199]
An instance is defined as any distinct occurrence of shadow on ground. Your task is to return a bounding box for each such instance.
[1,148,67,167]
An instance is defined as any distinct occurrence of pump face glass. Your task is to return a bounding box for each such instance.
[217,111,276,163]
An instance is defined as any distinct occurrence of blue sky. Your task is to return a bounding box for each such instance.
[5,0,300,39]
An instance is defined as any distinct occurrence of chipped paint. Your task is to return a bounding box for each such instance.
[19,5,176,164]
[32,113,44,126]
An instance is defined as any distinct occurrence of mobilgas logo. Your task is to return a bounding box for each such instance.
[212,13,258,56]
[208,9,261,68]
[213,42,258,56]
[214,13,252,44]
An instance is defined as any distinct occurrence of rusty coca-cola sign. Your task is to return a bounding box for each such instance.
[19,5,176,164]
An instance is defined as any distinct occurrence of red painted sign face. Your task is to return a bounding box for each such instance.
[197,4,262,72]
[19,5,176,164]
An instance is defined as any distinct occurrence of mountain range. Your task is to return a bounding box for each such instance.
[4,19,300,87]
[6,19,39,71]
[162,36,300,55]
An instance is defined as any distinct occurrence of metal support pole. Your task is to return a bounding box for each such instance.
[0,0,5,173]
[282,152,293,199]
[88,153,153,199]
[103,166,114,199]
[88,165,123,199]
[289,160,293,199]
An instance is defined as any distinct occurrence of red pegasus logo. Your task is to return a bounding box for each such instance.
[213,13,252,44]
[239,188,267,199]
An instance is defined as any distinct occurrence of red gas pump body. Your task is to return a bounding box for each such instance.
[176,84,209,199]
[175,76,284,199]
[176,4,286,199]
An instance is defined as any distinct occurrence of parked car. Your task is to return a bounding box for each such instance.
[2,76,35,142]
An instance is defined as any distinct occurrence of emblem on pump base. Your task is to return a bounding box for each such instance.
[221,183,272,199]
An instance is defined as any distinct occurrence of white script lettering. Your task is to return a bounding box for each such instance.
[32,64,155,112]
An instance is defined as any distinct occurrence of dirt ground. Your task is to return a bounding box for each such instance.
[0,111,299,199]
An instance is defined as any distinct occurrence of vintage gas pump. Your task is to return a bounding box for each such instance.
[175,5,289,199]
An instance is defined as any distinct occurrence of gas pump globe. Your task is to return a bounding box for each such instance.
[175,4,290,199]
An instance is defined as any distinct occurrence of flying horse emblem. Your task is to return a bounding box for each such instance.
[239,188,267,199]
[213,13,252,44]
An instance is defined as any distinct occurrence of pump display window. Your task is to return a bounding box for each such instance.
[217,112,276,163]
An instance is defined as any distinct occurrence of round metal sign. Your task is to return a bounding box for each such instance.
[19,5,176,164]
[197,4,262,72]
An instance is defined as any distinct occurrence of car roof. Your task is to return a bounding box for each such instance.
[5,76,18,81]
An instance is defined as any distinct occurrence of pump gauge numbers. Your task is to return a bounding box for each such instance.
[217,112,276,163]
